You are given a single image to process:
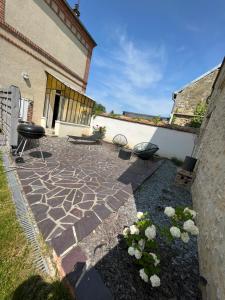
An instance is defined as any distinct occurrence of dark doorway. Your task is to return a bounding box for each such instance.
[52,94,60,128]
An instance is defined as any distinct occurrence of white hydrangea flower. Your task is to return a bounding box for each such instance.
[139,268,148,283]
[164,206,175,218]
[183,219,195,233]
[149,253,160,266]
[184,207,197,219]
[130,224,139,235]
[183,220,199,235]
[145,225,156,240]
[150,274,161,287]
[134,249,142,259]
[137,212,144,219]
[122,227,130,237]
[181,232,190,243]
[128,246,135,256]
[138,239,145,251]
[190,225,199,236]
[170,226,181,238]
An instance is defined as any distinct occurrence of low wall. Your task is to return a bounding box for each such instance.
[92,116,197,160]
[55,120,90,137]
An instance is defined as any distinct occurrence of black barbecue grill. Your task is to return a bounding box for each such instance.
[15,123,45,161]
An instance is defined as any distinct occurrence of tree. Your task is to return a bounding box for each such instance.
[93,102,106,115]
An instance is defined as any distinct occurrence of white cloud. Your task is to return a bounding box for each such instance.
[87,29,173,116]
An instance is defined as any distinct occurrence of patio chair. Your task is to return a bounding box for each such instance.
[133,142,159,160]
[112,134,128,150]
[67,131,103,144]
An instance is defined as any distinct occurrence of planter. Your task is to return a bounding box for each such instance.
[182,156,197,172]
[118,148,132,160]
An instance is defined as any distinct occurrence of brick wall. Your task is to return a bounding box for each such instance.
[192,60,225,299]
[27,101,33,123]
[172,68,219,126]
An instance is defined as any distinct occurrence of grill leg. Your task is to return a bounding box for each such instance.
[39,146,45,162]
[19,138,28,158]
[14,137,25,155]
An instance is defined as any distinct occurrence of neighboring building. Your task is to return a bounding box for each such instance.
[122,111,169,122]
[170,64,220,126]
[192,57,225,299]
[0,0,96,134]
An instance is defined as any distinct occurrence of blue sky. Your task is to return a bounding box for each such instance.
[69,0,225,116]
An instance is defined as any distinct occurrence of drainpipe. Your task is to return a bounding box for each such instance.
[169,92,177,124]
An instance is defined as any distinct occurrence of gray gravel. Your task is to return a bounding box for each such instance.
[78,160,201,300]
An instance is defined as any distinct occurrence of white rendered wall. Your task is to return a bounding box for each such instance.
[55,120,90,137]
[92,116,197,160]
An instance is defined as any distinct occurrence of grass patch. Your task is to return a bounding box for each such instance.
[0,154,71,300]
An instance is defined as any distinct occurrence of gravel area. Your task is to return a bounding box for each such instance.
[78,160,201,300]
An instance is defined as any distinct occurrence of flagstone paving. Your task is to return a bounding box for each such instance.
[15,137,162,257]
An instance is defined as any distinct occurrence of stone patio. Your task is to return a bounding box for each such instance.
[15,137,162,259]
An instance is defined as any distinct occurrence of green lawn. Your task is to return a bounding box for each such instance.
[0,154,71,300]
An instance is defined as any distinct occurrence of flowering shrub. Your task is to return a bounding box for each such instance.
[163,206,199,242]
[92,125,106,138]
[123,207,199,287]
[123,212,161,287]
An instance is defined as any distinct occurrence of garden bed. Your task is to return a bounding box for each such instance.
[78,160,201,299]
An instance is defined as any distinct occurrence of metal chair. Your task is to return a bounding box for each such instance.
[133,142,159,160]
[112,134,128,150]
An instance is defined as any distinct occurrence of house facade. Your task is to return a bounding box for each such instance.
[170,65,220,126]
[0,0,96,135]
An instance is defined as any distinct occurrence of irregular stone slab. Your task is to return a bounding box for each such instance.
[55,188,71,197]
[49,207,66,220]
[46,187,62,198]
[55,183,83,189]
[63,200,72,212]
[70,208,83,219]
[32,188,49,194]
[62,246,86,275]
[79,186,94,194]
[21,178,37,185]
[74,211,101,242]
[31,179,44,187]
[61,215,78,224]
[66,189,76,202]
[48,226,63,240]
[51,227,76,256]
[44,181,55,190]
[82,193,95,201]
[114,189,130,202]
[38,218,56,239]
[47,196,64,207]
[22,185,32,194]
[73,190,83,203]
[17,170,35,179]
[93,204,111,221]
[106,195,123,211]
[31,203,49,217]
[78,201,94,210]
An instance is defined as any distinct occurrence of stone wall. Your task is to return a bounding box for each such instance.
[172,68,220,126]
[191,61,225,299]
